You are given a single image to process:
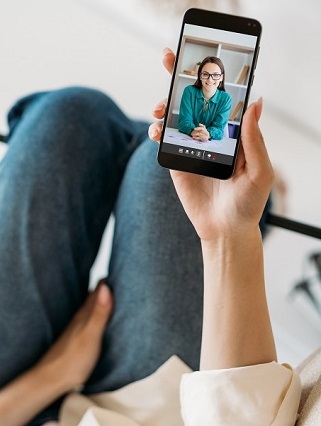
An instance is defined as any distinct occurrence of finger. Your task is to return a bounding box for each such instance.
[241,99,273,180]
[88,284,113,333]
[163,48,175,75]
[241,100,265,158]
[76,283,112,324]
[194,127,206,135]
[96,283,112,308]
[255,97,263,121]
[148,121,163,141]
[152,98,167,120]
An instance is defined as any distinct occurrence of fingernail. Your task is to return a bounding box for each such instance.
[150,128,158,138]
[163,47,171,55]
[255,97,263,121]
[154,102,164,111]
[98,284,110,306]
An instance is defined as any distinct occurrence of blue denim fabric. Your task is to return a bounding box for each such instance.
[0,87,151,424]
[0,86,271,425]
[87,139,204,394]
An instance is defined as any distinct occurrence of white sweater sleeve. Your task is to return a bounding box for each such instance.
[180,362,301,426]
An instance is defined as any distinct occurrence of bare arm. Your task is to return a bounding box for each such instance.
[200,229,276,370]
[198,99,276,370]
[0,284,112,426]
[0,361,69,426]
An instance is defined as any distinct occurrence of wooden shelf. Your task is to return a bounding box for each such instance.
[179,73,197,80]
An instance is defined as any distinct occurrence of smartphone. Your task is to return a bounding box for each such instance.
[158,8,262,179]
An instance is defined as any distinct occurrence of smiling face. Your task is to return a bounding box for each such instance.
[199,62,223,98]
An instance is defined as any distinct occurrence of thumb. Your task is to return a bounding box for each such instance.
[240,99,274,191]
[254,96,263,121]
[241,98,268,168]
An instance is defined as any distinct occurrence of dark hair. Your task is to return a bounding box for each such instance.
[194,56,226,91]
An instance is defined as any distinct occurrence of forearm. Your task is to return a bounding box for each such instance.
[0,360,69,426]
[200,227,276,371]
[207,125,224,140]
[178,118,194,136]
[178,89,195,136]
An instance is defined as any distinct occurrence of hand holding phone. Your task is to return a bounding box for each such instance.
[157,8,262,180]
[149,49,273,242]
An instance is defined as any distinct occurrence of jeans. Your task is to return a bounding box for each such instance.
[0,87,270,425]
[0,87,203,425]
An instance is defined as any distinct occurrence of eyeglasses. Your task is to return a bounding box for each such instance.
[200,71,222,81]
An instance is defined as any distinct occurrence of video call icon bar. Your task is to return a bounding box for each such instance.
[160,142,233,166]
[178,147,202,158]
[177,146,217,161]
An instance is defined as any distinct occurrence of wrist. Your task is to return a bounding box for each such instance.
[201,225,262,252]
[35,357,73,395]
[200,226,264,291]
[0,359,72,426]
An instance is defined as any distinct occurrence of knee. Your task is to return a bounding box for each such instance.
[47,86,113,111]
[10,87,123,157]
[8,86,114,135]
[40,86,116,131]
[39,87,111,158]
[4,87,120,176]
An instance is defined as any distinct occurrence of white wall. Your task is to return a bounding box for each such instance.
[2,0,321,366]
[0,0,172,132]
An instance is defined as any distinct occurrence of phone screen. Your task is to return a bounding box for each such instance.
[158,9,262,179]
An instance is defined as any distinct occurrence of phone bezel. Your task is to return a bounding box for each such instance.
[158,8,262,180]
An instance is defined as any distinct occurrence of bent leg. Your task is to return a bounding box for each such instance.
[87,139,204,392]
[0,87,148,423]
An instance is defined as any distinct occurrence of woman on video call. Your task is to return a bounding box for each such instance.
[178,56,232,142]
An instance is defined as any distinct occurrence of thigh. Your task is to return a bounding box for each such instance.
[87,139,204,393]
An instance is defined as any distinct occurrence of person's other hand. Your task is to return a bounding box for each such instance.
[149,48,274,242]
[38,284,113,390]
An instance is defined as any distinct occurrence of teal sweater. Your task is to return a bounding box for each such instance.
[178,85,232,140]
